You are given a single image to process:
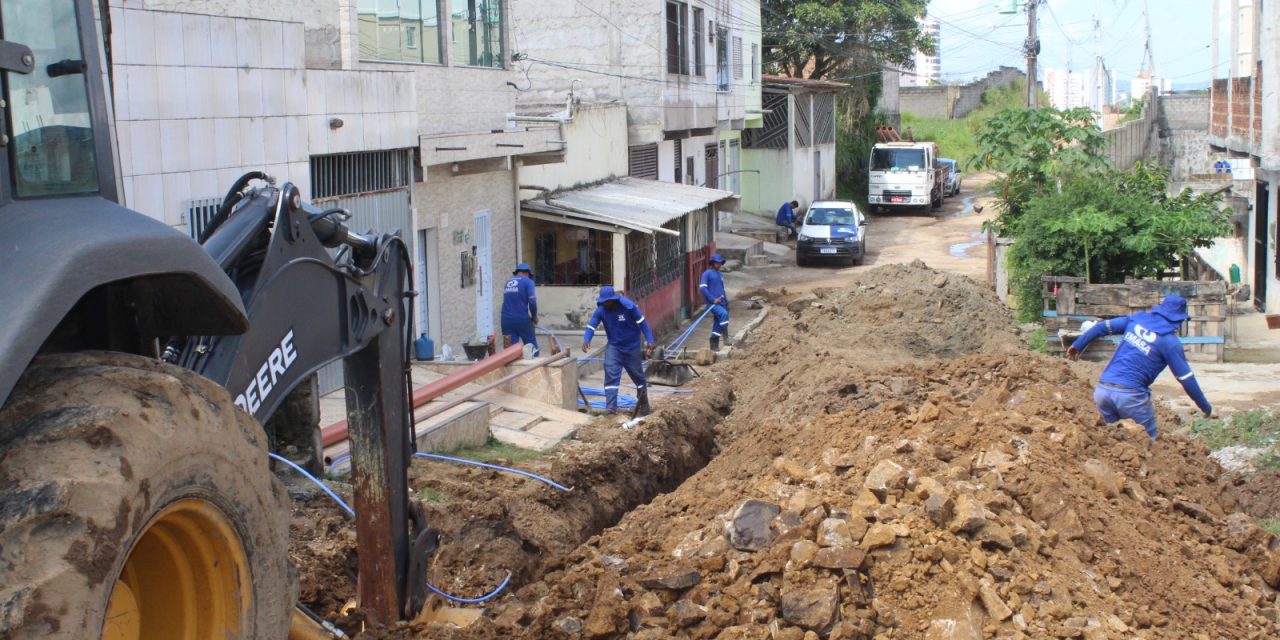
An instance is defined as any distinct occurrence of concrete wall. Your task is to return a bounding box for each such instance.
[741,147,791,215]
[789,142,837,205]
[899,66,1024,119]
[538,285,603,329]
[659,134,717,186]
[107,6,417,229]
[417,163,519,351]
[1160,93,1212,180]
[132,0,344,68]
[517,105,629,193]
[1103,89,1157,169]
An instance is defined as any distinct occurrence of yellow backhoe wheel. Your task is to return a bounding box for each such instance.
[0,352,294,639]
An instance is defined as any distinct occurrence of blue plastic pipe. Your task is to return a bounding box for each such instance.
[412,452,572,492]
[268,452,355,517]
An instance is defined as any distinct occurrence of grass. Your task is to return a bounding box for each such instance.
[900,79,1049,171]
[415,487,450,503]
[1186,408,1280,451]
[444,437,546,465]
[1259,519,1280,536]
[1026,326,1048,353]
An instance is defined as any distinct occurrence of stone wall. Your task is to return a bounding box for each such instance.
[1159,93,1212,180]
[899,66,1025,119]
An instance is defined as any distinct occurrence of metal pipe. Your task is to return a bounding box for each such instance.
[320,343,525,447]
[412,350,569,424]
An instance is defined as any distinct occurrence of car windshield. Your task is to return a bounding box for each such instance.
[805,207,857,226]
[939,159,956,169]
[871,148,924,172]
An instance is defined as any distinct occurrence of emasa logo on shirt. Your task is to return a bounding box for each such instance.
[1123,323,1157,355]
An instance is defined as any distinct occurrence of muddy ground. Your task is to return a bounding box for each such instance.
[288,258,1280,639]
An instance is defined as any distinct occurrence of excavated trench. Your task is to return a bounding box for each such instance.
[289,371,738,631]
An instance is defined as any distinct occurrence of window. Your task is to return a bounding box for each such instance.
[732,36,743,80]
[685,156,695,186]
[673,139,683,183]
[751,43,759,81]
[451,0,504,68]
[871,148,926,172]
[3,0,100,198]
[358,0,442,64]
[665,1,689,75]
[691,8,704,76]
[715,27,729,91]
[629,143,659,179]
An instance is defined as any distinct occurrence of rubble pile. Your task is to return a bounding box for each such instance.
[445,353,1280,639]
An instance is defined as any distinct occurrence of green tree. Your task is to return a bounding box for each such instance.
[974,106,1108,225]
[1005,163,1230,321]
[761,0,933,79]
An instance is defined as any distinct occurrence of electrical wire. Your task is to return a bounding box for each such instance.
[268,452,355,517]
[412,452,573,492]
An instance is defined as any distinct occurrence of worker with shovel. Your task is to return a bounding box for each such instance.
[501,263,540,357]
[1067,295,1213,438]
[582,286,655,415]
[700,254,731,351]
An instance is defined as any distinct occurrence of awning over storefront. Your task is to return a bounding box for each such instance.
[521,177,737,235]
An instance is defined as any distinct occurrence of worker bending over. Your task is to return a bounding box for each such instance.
[582,286,655,415]
[700,253,730,351]
[776,200,799,240]
[501,263,540,356]
[1068,295,1212,438]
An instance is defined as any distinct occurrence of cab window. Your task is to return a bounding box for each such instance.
[2,0,100,198]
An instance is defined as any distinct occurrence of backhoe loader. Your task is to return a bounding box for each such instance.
[0,1,436,637]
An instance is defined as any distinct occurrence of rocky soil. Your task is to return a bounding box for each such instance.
[293,262,1280,639]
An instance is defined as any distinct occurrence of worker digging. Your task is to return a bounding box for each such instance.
[501,262,540,357]
[1068,294,1214,438]
[700,253,731,351]
[582,286,655,416]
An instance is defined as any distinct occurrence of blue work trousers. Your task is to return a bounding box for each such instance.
[500,317,539,356]
[1093,383,1157,438]
[604,343,647,413]
[708,303,730,340]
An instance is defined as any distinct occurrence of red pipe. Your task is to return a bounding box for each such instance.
[320,343,525,447]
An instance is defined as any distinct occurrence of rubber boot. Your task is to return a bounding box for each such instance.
[722,334,733,347]
[710,336,720,351]
[636,390,651,416]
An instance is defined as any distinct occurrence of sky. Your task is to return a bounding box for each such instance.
[927,0,1217,89]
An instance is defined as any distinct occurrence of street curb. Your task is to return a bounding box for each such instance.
[720,303,770,359]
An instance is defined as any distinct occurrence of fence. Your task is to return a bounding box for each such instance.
[1040,276,1227,362]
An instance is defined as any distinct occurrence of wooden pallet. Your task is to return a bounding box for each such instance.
[1042,276,1226,362]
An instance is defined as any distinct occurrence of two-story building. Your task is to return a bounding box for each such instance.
[1204,0,1278,312]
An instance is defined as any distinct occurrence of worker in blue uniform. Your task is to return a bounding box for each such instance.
[1068,295,1213,438]
[700,253,730,351]
[582,286,655,415]
[500,263,539,356]
[776,200,800,239]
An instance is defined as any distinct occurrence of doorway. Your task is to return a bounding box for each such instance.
[1256,182,1270,310]
[474,209,493,338]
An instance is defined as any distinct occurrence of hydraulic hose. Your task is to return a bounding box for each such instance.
[198,170,269,244]
[425,572,512,604]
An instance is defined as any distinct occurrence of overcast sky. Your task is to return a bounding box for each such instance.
[927,0,1217,87]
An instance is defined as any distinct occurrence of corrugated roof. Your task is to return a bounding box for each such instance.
[761,75,849,92]
[526,177,736,233]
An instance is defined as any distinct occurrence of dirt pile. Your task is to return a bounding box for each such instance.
[434,353,1280,639]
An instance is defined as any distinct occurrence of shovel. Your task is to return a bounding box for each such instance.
[645,346,699,387]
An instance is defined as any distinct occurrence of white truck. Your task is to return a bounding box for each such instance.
[867,141,944,211]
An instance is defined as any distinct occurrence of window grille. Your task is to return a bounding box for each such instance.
[794,94,812,147]
[813,93,836,144]
[732,36,743,80]
[185,196,222,240]
[628,143,658,179]
[310,149,413,200]
[743,93,788,149]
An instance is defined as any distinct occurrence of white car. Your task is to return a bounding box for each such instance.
[939,158,962,196]
[796,200,867,267]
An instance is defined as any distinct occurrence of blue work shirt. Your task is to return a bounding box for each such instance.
[700,268,727,306]
[776,202,796,226]
[584,296,655,352]
[500,275,538,321]
[1071,311,1211,414]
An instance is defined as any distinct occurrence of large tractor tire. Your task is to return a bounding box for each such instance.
[0,352,294,639]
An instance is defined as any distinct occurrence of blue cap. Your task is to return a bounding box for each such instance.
[514,262,532,274]
[1152,295,1189,323]
[596,286,622,305]
[710,253,726,264]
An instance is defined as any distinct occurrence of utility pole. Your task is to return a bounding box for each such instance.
[1094,0,1104,112]
[1025,0,1040,108]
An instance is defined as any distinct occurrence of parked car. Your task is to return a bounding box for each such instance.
[796,200,867,267]
[938,158,962,196]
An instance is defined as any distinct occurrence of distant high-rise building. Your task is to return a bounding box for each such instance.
[900,17,941,87]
